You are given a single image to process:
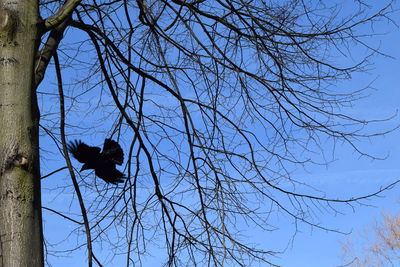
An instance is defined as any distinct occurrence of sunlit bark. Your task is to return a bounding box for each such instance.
[0,1,43,266]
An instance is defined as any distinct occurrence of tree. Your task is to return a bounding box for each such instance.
[341,211,400,267]
[0,3,43,266]
[0,0,398,266]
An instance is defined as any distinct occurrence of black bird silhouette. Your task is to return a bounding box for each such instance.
[67,139,125,184]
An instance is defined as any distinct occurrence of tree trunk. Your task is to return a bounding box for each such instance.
[0,0,43,266]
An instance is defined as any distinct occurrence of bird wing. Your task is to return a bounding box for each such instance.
[102,138,124,165]
[67,140,101,164]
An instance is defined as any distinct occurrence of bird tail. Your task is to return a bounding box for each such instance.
[105,169,126,185]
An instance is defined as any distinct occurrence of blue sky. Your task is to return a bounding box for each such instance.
[37,2,400,267]
[273,15,400,266]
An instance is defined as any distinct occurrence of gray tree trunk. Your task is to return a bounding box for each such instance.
[0,0,44,266]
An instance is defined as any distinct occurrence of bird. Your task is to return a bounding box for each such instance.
[67,138,125,184]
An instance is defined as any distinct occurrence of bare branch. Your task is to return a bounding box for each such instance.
[44,0,82,30]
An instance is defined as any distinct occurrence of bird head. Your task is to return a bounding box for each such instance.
[80,164,90,172]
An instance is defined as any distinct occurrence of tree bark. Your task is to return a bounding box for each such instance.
[0,0,43,266]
